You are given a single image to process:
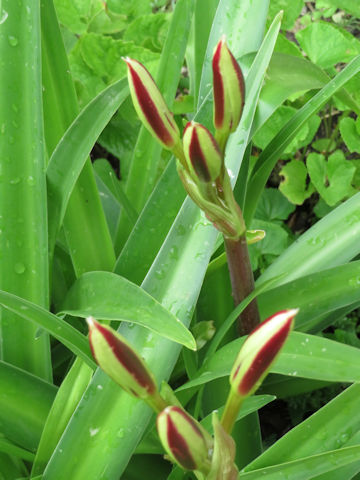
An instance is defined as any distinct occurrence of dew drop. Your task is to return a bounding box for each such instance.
[8,36,18,47]
[0,10,8,24]
[14,262,25,274]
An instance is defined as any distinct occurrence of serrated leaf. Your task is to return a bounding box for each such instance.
[123,13,171,52]
[279,160,315,205]
[54,0,103,34]
[296,21,360,69]
[316,0,360,17]
[339,117,360,154]
[307,150,356,206]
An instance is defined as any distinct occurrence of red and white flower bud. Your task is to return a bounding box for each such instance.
[157,406,212,473]
[212,36,245,136]
[124,57,181,151]
[87,317,156,399]
[183,121,222,183]
[230,309,298,397]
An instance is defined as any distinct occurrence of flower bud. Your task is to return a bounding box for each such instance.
[230,309,298,397]
[124,57,181,150]
[157,406,212,473]
[212,36,245,135]
[87,317,156,399]
[183,121,222,183]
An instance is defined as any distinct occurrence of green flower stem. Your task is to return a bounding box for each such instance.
[147,392,169,414]
[221,389,244,434]
[0,0,51,379]
[224,236,260,335]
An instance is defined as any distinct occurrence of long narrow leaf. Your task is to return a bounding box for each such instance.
[0,0,51,379]
[47,79,128,253]
[0,290,95,369]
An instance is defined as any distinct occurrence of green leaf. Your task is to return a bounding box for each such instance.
[177,331,360,391]
[307,150,356,206]
[244,384,360,470]
[245,55,360,224]
[0,438,35,462]
[274,33,302,57]
[54,0,103,34]
[0,290,95,369]
[253,106,320,154]
[123,13,171,52]
[249,219,289,268]
[296,21,360,69]
[316,0,360,17]
[268,0,303,30]
[340,117,360,154]
[279,159,315,205]
[257,192,360,288]
[46,78,129,255]
[258,261,360,331]
[61,272,196,349]
[0,361,56,452]
[241,446,360,479]
[0,0,51,379]
[107,0,151,17]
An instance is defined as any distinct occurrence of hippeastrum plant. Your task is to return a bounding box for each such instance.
[2,1,360,479]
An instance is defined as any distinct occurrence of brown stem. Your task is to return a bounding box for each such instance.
[224,235,260,336]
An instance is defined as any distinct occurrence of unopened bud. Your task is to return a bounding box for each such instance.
[183,121,222,182]
[87,317,156,399]
[212,36,245,136]
[124,57,181,151]
[157,406,212,473]
[230,309,298,397]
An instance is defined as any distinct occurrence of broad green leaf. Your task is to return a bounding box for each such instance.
[268,0,303,30]
[244,384,360,470]
[61,272,196,349]
[46,78,128,254]
[0,361,56,452]
[279,159,315,205]
[107,0,151,17]
[320,0,360,16]
[274,33,302,57]
[307,150,356,206]
[70,34,159,106]
[340,117,360,154]
[43,6,277,480]
[296,21,360,69]
[241,446,360,479]
[54,0,103,34]
[0,290,95,369]
[123,13,171,52]
[0,0,51,379]
[255,188,295,221]
[258,262,360,331]
[177,331,360,391]
[249,219,289,270]
[245,55,360,224]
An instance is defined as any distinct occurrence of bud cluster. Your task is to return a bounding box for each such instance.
[124,37,248,241]
[86,309,297,476]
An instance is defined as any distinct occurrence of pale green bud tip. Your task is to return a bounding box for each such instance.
[230,309,298,396]
[123,57,180,149]
[86,316,157,399]
[212,36,245,133]
[157,406,212,472]
[183,121,222,182]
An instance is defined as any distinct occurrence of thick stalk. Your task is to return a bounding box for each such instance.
[0,0,51,379]
[224,235,260,335]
